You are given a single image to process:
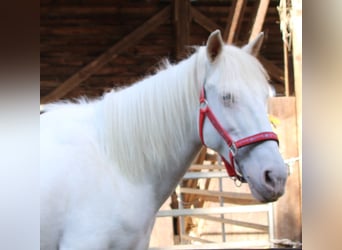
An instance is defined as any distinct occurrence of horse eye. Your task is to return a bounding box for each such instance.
[222,93,235,105]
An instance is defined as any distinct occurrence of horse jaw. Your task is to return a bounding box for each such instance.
[234,141,288,203]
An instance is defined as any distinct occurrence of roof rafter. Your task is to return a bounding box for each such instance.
[191,7,221,32]
[173,0,191,60]
[249,0,270,42]
[224,0,246,44]
[41,6,171,104]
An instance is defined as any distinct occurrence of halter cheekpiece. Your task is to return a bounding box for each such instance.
[198,86,279,183]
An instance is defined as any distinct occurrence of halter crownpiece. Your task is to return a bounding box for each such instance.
[198,86,279,183]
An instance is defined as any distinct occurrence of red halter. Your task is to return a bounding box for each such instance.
[198,87,279,182]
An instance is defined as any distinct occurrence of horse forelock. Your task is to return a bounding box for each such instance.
[206,45,271,101]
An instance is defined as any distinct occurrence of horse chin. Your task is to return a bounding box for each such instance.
[244,175,283,203]
[248,185,280,203]
[220,156,284,203]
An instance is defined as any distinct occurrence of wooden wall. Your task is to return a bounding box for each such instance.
[269,97,302,242]
[41,0,287,102]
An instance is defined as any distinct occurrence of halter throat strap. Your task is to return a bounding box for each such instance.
[198,87,279,182]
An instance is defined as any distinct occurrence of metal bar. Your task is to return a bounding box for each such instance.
[268,202,275,247]
[156,204,270,217]
[218,175,226,242]
[176,185,185,244]
[183,171,229,179]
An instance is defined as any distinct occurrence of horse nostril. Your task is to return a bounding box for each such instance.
[264,170,275,188]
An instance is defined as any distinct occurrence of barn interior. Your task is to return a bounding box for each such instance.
[40,0,302,249]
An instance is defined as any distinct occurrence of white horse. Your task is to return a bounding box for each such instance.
[40,30,287,249]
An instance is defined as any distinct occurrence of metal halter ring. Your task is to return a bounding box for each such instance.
[232,176,243,187]
[199,99,208,110]
[229,142,238,156]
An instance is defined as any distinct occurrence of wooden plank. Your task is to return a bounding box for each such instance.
[191,7,221,32]
[173,0,190,60]
[182,147,208,209]
[268,97,301,242]
[41,6,171,104]
[283,40,290,96]
[194,214,268,231]
[291,0,302,242]
[224,0,246,44]
[189,164,225,171]
[179,187,260,205]
[180,234,213,244]
[249,0,270,42]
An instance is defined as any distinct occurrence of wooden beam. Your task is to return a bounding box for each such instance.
[224,0,246,44]
[290,0,302,241]
[249,0,270,42]
[278,0,290,96]
[173,0,191,60]
[268,97,301,242]
[191,7,221,32]
[180,234,214,244]
[189,164,225,171]
[180,187,261,205]
[41,6,171,104]
[194,214,268,231]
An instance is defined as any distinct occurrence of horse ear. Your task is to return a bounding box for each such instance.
[206,30,224,62]
[243,32,264,56]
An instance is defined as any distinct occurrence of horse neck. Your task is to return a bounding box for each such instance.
[97,51,206,209]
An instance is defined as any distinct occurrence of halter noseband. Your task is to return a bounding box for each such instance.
[198,87,279,183]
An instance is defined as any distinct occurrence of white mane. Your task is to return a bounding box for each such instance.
[94,51,204,180]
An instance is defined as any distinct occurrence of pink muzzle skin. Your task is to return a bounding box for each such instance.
[198,87,279,183]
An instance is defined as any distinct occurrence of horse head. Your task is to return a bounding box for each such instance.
[199,30,287,202]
